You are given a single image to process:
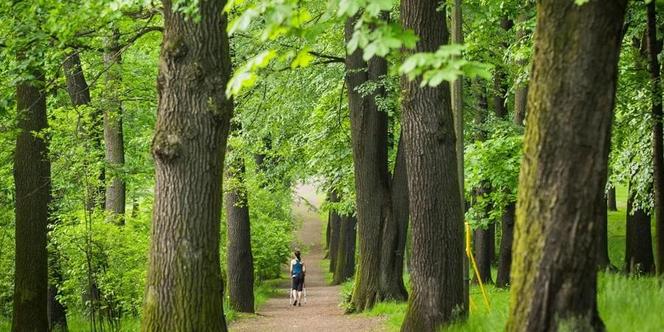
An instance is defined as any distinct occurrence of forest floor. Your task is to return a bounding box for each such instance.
[229,183,385,332]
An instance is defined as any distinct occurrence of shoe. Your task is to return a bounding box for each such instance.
[298,302,301,306]
[293,300,297,306]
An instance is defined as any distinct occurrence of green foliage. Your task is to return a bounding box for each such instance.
[399,44,493,87]
[464,122,523,228]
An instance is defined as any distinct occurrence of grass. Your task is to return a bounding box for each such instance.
[357,184,664,331]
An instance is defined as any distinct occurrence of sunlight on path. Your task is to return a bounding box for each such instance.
[229,182,385,332]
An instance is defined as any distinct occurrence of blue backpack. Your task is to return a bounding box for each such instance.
[293,259,303,275]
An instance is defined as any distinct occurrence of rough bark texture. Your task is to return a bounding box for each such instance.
[346,15,406,310]
[607,185,618,211]
[473,83,493,284]
[646,1,664,277]
[225,155,255,313]
[496,202,515,288]
[597,195,612,270]
[328,191,341,273]
[507,1,627,331]
[12,70,50,332]
[625,186,655,275]
[333,215,357,284]
[379,137,409,299]
[103,29,126,223]
[399,1,464,330]
[141,0,232,330]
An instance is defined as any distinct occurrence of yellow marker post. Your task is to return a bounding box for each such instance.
[465,222,491,311]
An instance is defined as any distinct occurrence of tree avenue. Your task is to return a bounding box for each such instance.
[3,0,664,332]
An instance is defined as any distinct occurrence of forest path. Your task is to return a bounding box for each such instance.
[229,183,385,332]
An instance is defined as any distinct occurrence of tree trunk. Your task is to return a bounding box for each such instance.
[346,15,405,309]
[513,13,530,126]
[646,1,664,277]
[399,0,464,330]
[63,51,105,211]
[597,192,612,270]
[325,215,331,259]
[141,0,232,330]
[328,191,341,273]
[333,215,357,285]
[12,68,50,332]
[48,282,68,331]
[473,225,494,284]
[225,154,255,313]
[495,202,515,288]
[379,136,408,299]
[625,185,655,275]
[450,0,468,313]
[507,1,627,331]
[607,185,618,211]
[103,29,126,224]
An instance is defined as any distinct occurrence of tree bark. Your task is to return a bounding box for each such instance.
[646,1,664,277]
[333,215,357,285]
[225,153,255,313]
[12,68,50,332]
[346,15,406,309]
[513,13,530,126]
[399,0,464,330]
[379,136,408,299]
[625,185,655,275]
[597,192,612,270]
[328,191,341,274]
[141,0,232,330]
[473,83,492,284]
[103,29,126,224]
[507,1,627,331]
[495,202,515,288]
[607,185,618,211]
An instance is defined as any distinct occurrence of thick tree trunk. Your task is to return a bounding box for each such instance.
[328,191,341,273]
[625,186,655,275]
[225,155,255,313]
[507,1,626,331]
[597,193,612,270]
[399,1,464,330]
[379,136,408,300]
[346,15,405,309]
[646,1,664,277]
[496,202,515,288]
[103,29,126,224]
[607,185,618,211]
[333,215,357,284]
[12,69,50,332]
[141,0,232,330]
[63,51,105,210]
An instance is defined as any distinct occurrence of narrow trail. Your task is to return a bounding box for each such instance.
[230,183,385,332]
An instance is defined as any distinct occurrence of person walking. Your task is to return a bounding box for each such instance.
[290,250,306,306]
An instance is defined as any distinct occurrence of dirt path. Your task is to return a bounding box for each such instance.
[230,183,384,332]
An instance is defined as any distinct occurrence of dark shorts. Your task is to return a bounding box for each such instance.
[292,273,304,291]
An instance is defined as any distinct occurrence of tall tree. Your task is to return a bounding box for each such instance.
[12,68,50,331]
[645,0,664,276]
[103,29,126,223]
[507,1,627,331]
[346,15,407,310]
[450,0,468,311]
[496,202,515,287]
[607,185,618,211]
[596,192,612,270]
[225,148,255,313]
[399,0,464,330]
[141,0,233,330]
